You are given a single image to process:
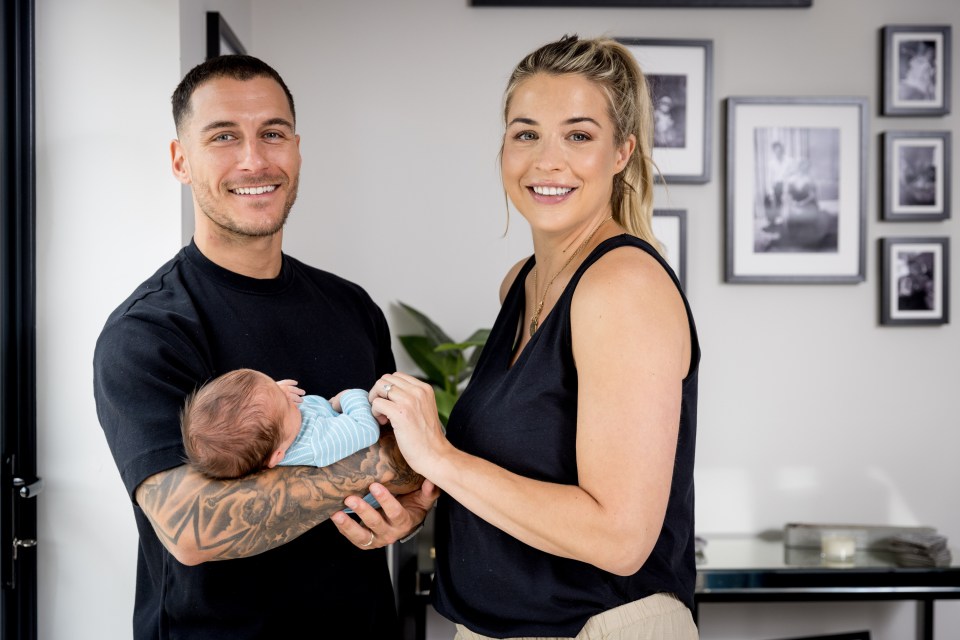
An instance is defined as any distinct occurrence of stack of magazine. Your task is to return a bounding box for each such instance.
[885,532,952,567]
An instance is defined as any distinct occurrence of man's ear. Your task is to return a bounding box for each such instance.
[171,139,191,185]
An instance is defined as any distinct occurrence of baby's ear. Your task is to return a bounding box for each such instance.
[267,449,285,468]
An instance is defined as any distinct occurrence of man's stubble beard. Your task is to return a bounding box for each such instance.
[195,174,300,239]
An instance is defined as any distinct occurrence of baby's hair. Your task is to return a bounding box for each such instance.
[181,368,284,479]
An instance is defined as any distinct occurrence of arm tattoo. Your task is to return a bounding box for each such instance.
[137,434,422,561]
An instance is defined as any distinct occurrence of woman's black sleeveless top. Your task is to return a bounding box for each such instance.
[431,234,701,638]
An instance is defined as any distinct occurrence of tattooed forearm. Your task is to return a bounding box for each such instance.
[136,434,423,564]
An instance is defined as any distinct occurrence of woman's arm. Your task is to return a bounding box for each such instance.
[376,248,691,575]
[136,433,422,565]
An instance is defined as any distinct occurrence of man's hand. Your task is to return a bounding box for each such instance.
[332,480,440,549]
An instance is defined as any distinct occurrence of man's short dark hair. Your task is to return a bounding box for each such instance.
[172,54,296,134]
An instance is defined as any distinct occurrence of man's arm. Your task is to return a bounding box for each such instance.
[136,433,421,565]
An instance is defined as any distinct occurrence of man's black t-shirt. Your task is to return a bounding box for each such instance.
[94,241,399,639]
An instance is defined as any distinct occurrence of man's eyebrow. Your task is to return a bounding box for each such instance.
[199,117,295,135]
[263,117,295,130]
[200,120,237,134]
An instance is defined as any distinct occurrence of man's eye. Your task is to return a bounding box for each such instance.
[263,131,284,140]
[213,133,235,142]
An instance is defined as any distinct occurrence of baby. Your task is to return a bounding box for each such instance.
[181,369,381,496]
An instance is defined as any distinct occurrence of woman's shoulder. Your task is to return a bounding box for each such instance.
[575,239,681,310]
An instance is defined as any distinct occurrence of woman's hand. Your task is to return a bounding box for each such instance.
[331,480,440,550]
[368,372,449,476]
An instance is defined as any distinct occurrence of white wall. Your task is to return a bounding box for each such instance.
[33,0,959,639]
[35,1,182,638]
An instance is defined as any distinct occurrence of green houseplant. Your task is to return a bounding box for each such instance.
[397,302,489,426]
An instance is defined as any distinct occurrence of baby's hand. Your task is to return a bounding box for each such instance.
[276,379,306,404]
[329,390,345,412]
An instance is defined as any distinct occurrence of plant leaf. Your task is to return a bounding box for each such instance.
[398,335,449,387]
[399,302,453,346]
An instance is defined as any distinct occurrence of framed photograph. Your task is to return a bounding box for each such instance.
[725,96,868,283]
[471,1,811,6]
[618,38,712,184]
[883,131,951,221]
[206,12,247,60]
[882,25,951,116]
[653,209,688,289]
[880,237,950,326]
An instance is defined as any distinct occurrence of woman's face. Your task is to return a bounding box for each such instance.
[501,73,634,234]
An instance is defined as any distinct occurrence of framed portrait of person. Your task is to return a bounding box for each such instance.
[652,209,688,289]
[617,38,713,184]
[882,25,951,116]
[882,131,951,221]
[880,237,950,326]
[725,96,868,283]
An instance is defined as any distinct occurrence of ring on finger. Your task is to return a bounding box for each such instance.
[360,531,375,548]
[383,383,393,399]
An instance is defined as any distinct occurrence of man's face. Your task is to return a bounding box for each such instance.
[171,76,301,239]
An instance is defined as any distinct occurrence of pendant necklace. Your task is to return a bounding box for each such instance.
[529,215,612,335]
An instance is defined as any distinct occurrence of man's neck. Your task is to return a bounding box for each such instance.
[194,229,284,279]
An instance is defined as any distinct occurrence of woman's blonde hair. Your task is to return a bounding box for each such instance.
[502,35,660,249]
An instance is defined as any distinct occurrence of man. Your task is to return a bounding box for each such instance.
[94,55,434,639]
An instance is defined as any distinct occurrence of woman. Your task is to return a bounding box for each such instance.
[347,35,700,639]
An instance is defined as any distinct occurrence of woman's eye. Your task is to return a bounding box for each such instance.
[569,132,591,142]
[515,131,537,141]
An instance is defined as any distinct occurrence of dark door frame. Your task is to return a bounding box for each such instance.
[1,1,39,639]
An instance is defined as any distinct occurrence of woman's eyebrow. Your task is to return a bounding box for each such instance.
[506,116,601,127]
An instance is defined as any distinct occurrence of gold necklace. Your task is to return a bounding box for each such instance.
[529,215,612,335]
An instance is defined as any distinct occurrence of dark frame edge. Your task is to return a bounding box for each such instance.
[206,11,247,60]
[1,0,39,638]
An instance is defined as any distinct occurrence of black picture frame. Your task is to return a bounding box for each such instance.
[762,634,871,640]
[882,130,951,221]
[471,0,811,6]
[206,11,247,60]
[618,38,713,184]
[882,25,951,116]
[725,96,868,284]
[653,209,688,289]
[880,237,950,326]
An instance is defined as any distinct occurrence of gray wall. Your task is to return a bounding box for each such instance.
[34,0,959,639]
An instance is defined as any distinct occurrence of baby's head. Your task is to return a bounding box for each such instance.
[181,368,302,479]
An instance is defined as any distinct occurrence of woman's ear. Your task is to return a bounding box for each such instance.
[614,134,637,173]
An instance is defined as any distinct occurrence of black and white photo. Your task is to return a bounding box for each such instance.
[883,130,951,221]
[880,237,950,326]
[753,126,839,254]
[618,38,712,183]
[883,25,951,116]
[726,97,867,283]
